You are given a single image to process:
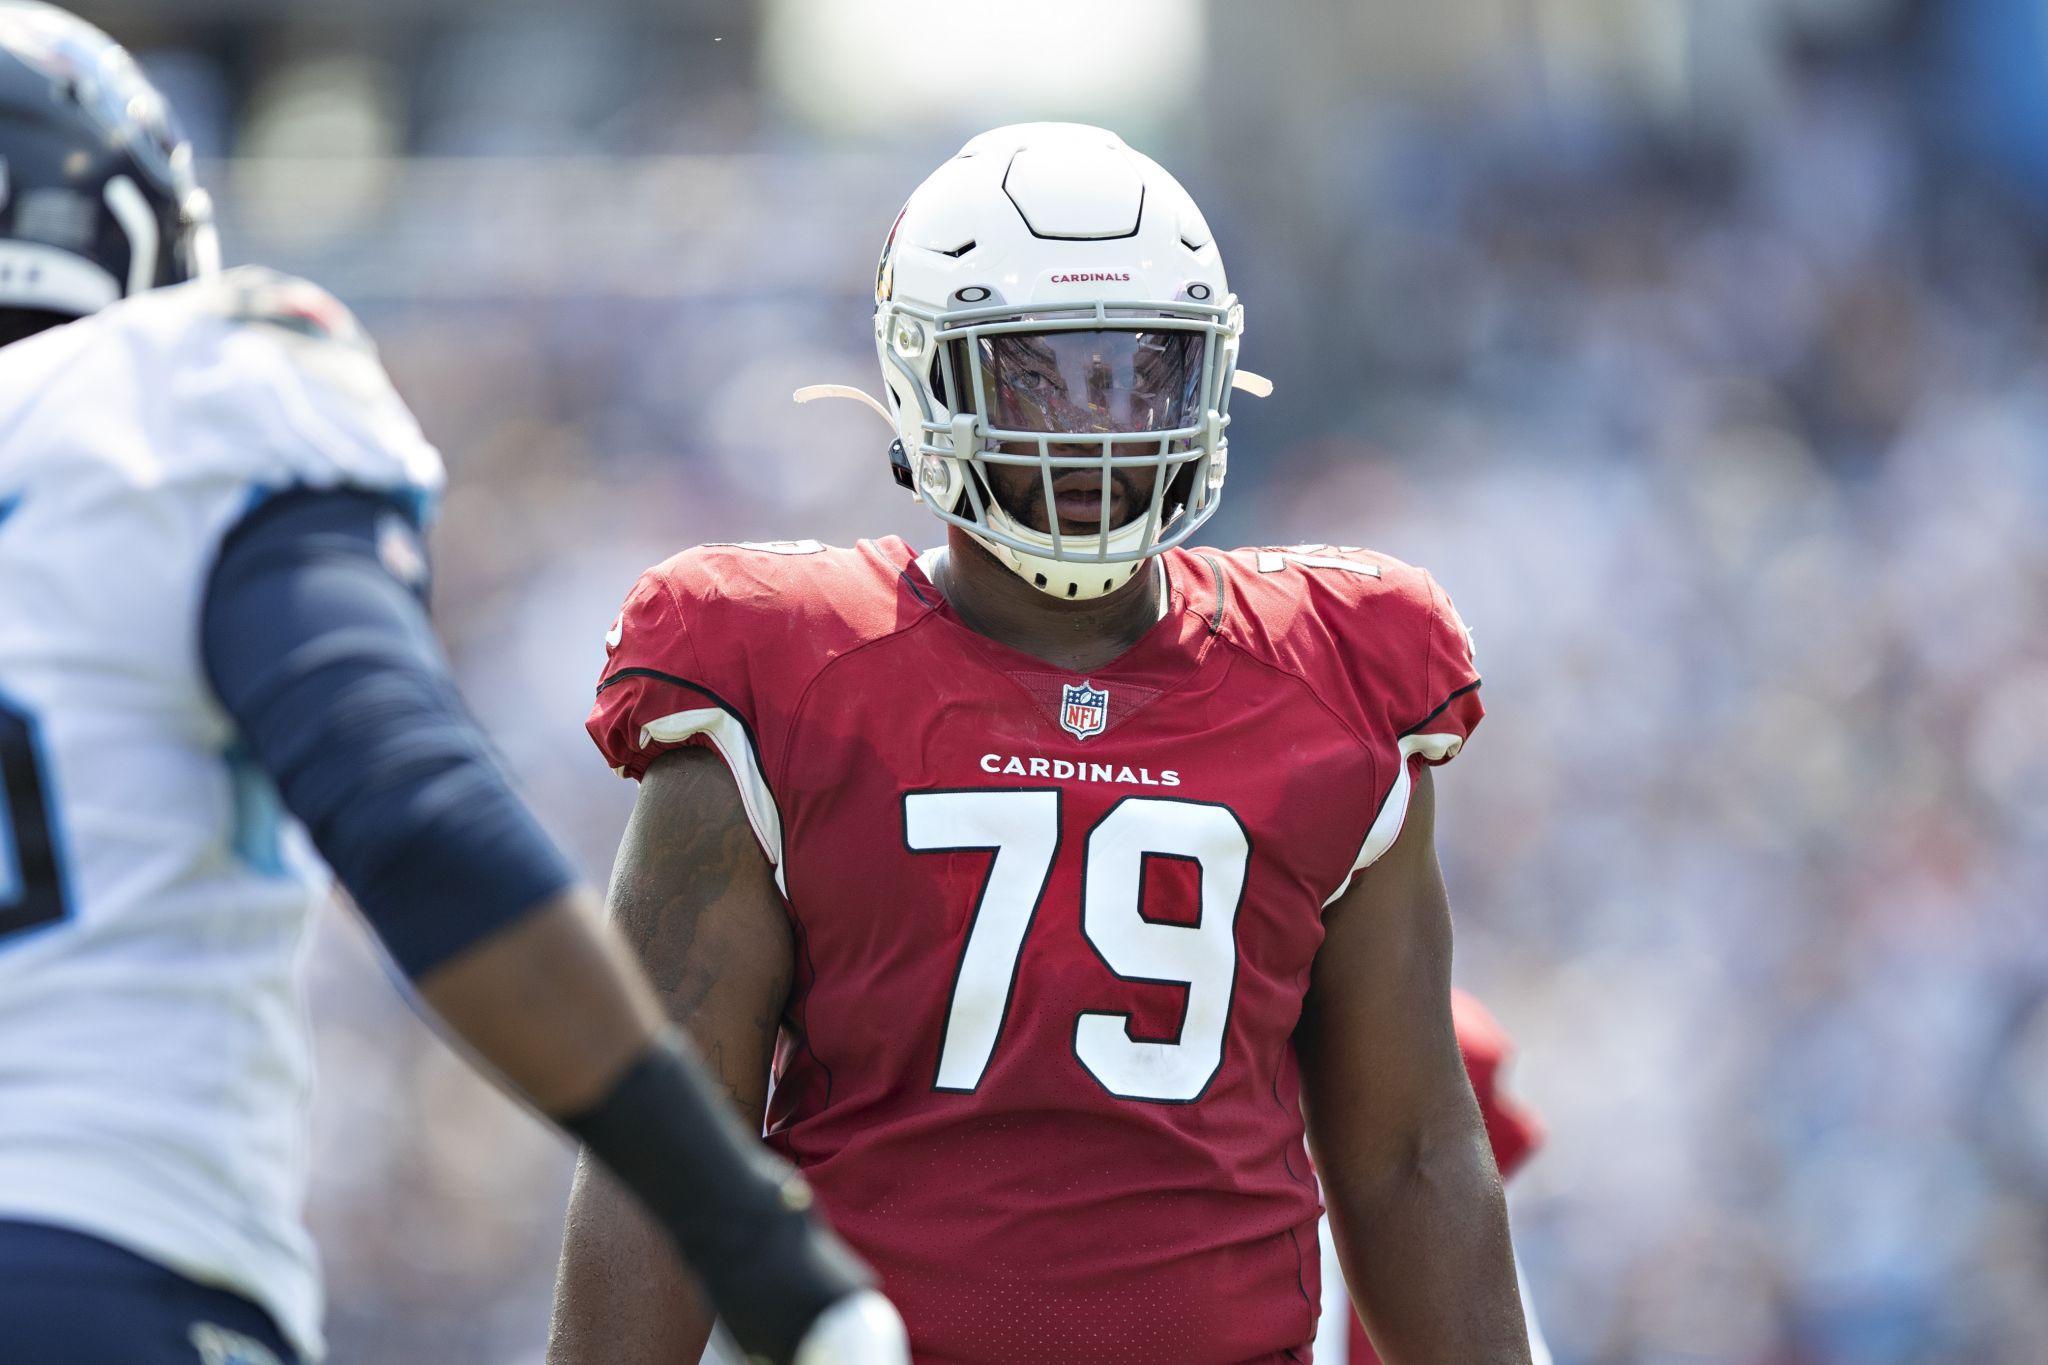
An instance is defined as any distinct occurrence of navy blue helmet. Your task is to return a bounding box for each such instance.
[0,1,216,330]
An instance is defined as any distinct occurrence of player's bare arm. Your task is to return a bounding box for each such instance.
[1298,764,1530,1365]
[412,885,662,1113]
[550,745,796,1365]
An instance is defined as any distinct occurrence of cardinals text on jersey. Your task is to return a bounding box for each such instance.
[590,536,1482,1364]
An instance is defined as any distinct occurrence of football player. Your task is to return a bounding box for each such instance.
[1317,991,1552,1365]
[553,123,1530,1364]
[0,6,904,1364]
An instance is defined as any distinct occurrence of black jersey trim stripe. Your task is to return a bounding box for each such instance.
[1197,553,1227,633]
[898,566,937,607]
[1283,1223,1315,1342]
[599,667,742,717]
[1397,677,1482,739]
[783,911,837,1120]
[597,666,773,781]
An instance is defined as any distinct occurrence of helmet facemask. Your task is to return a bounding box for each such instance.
[884,295,1242,599]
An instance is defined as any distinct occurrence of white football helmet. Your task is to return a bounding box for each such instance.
[867,123,1250,600]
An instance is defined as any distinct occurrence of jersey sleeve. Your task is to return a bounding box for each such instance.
[1402,571,1484,766]
[202,488,576,977]
[155,268,446,512]
[586,557,786,873]
[1312,558,1485,899]
[1233,548,1483,766]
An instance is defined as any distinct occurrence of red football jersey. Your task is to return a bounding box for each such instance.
[588,537,1482,1365]
[1340,990,1544,1365]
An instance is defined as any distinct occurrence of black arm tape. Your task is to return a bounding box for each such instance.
[201,487,577,975]
[562,1034,871,1364]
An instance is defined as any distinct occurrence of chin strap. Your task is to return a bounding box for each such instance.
[1231,370,1274,398]
[793,384,895,428]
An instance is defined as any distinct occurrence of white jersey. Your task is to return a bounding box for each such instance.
[0,268,443,1360]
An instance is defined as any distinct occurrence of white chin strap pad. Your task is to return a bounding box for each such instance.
[974,501,1155,601]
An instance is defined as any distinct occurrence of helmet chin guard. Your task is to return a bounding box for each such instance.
[864,123,1258,601]
[970,498,1154,601]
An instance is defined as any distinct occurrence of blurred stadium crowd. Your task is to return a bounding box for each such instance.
[68,0,2048,1361]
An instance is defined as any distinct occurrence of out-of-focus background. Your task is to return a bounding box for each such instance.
[73,0,2048,1360]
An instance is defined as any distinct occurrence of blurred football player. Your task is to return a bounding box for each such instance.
[0,6,905,1364]
[552,123,1530,1363]
[1317,991,1552,1365]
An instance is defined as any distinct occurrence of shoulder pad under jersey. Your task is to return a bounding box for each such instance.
[0,266,443,505]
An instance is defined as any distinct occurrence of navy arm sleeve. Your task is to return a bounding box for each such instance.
[200,487,577,977]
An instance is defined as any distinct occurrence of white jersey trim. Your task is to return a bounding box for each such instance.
[1315,1211,1349,1364]
[640,708,788,895]
[1322,730,1464,908]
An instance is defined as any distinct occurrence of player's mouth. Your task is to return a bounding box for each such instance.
[1048,472,1128,535]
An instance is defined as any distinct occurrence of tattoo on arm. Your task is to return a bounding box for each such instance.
[606,747,794,1128]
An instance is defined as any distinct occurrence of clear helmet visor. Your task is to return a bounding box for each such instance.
[964,328,1205,436]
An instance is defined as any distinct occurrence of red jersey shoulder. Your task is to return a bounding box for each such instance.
[603,537,916,677]
[1197,544,1482,754]
[590,537,925,779]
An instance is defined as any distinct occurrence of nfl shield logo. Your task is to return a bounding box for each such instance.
[1060,681,1109,741]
